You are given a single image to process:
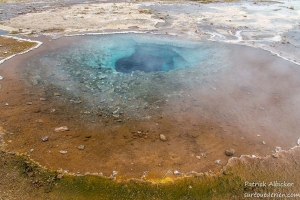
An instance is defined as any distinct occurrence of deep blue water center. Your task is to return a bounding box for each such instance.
[65,34,210,73]
[115,44,181,73]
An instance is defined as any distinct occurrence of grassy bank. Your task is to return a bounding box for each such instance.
[1,148,300,199]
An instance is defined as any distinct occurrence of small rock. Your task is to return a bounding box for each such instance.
[26,102,32,105]
[0,76,3,80]
[196,156,201,159]
[54,92,61,96]
[297,138,300,146]
[272,153,280,158]
[4,103,9,106]
[41,136,49,142]
[173,170,180,175]
[54,126,69,132]
[29,149,34,152]
[214,159,221,164]
[59,150,67,154]
[40,98,47,101]
[275,146,281,153]
[77,145,85,150]
[57,174,64,179]
[225,149,235,156]
[159,134,167,141]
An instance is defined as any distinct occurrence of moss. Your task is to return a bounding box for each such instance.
[138,9,153,14]
[49,170,244,200]
[0,36,37,59]
[3,149,300,199]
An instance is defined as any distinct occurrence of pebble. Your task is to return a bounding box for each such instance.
[54,92,61,96]
[173,170,180,175]
[41,136,49,142]
[275,146,281,153]
[59,150,68,154]
[77,145,85,150]
[26,102,32,105]
[54,126,69,132]
[40,98,47,101]
[297,138,300,146]
[57,174,64,179]
[4,103,9,106]
[272,153,280,158]
[214,159,221,164]
[0,76,3,80]
[225,149,235,156]
[159,134,167,141]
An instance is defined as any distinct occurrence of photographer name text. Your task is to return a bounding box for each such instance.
[245,181,294,187]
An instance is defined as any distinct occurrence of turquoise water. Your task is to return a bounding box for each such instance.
[23,33,228,118]
[63,34,210,73]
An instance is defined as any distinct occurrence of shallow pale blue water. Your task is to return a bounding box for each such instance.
[23,33,228,117]
[0,29,8,35]
[63,34,210,73]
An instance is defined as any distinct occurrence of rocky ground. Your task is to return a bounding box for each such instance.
[1,0,300,199]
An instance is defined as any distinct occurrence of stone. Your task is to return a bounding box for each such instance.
[159,134,167,141]
[173,170,180,175]
[275,146,281,153]
[54,92,61,96]
[40,98,47,101]
[77,145,85,150]
[57,174,64,179]
[214,159,221,164]
[26,102,32,105]
[59,150,67,154]
[41,136,49,142]
[225,149,235,156]
[0,76,3,80]
[54,126,69,132]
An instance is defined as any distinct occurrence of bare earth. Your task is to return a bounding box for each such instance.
[0,0,300,186]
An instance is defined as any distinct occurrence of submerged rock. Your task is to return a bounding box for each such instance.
[41,136,49,142]
[159,134,167,141]
[225,149,235,156]
[173,170,180,175]
[59,150,68,154]
[77,145,85,150]
[54,126,69,132]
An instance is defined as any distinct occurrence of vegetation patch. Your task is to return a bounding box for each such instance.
[0,36,37,60]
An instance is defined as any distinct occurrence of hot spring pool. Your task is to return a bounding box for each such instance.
[5,33,300,178]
